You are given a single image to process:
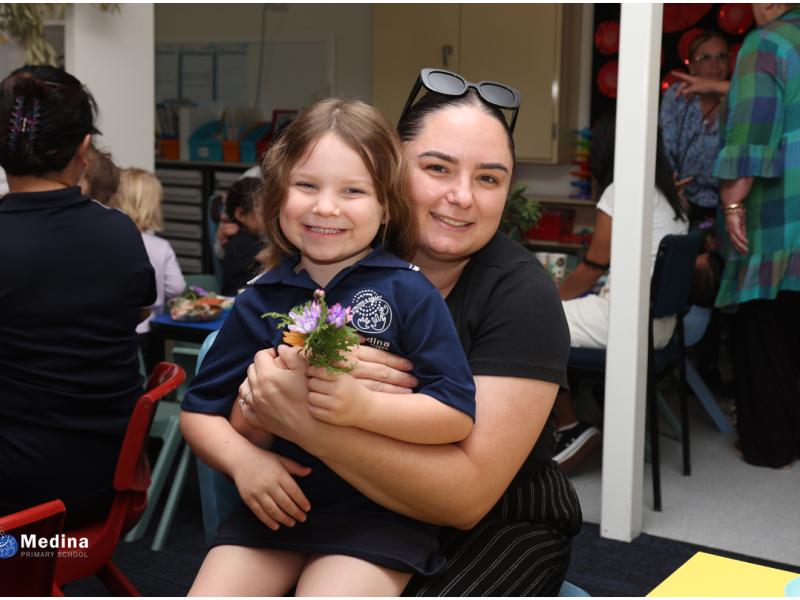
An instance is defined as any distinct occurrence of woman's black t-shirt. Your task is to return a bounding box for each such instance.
[444,232,570,474]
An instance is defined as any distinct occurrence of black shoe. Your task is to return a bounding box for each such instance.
[554,421,601,473]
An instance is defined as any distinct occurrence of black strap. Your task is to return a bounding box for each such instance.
[582,256,609,271]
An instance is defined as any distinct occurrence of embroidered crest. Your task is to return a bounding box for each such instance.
[350,289,392,334]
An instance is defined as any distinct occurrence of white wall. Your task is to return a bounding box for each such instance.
[155,4,372,102]
[65,4,155,170]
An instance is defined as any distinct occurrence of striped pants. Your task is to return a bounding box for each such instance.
[405,461,582,596]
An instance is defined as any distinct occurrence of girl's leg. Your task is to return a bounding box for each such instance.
[189,545,306,596]
[295,554,411,597]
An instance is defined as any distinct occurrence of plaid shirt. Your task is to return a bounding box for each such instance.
[713,7,800,307]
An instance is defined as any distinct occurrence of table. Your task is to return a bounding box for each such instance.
[148,312,228,364]
[648,551,800,597]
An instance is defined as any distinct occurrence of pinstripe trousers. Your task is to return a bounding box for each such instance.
[404,461,582,597]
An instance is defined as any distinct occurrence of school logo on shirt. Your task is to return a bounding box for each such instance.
[350,289,392,334]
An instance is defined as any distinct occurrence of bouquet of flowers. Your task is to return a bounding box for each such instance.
[264,289,360,373]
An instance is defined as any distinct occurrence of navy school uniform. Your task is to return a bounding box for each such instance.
[182,246,475,575]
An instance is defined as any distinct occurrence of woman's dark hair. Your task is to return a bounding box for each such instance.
[590,108,686,221]
[225,177,262,223]
[0,65,99,176]
[397,90,516,162]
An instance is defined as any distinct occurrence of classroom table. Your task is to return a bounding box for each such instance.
[148,311,228,364]
[648,551,800,597]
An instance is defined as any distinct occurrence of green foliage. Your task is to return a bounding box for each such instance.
[0,4,120,66]
[500,184,541,241]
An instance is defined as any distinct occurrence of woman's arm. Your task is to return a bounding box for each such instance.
[671,71,730,98]
[243,347,557,529]
[305,366,473,444]
[558,210,612,300]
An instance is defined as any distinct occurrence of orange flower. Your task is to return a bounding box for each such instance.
[283,330,307,347]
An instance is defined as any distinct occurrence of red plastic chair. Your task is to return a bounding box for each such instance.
[54,362,185,596]
[0,499,66,596]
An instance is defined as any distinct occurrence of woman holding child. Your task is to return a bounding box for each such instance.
[183,69,581,596]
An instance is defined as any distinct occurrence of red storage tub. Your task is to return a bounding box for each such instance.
[526,208,575,241]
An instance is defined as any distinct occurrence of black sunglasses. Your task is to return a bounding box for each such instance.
[399,68,521,133]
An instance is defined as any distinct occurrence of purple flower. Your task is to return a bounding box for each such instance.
[189,285,207,296]
[326,303,352,328]
[288,301,321,334]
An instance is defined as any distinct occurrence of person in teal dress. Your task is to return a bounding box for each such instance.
[713,3,800,469]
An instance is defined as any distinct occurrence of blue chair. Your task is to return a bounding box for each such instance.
[559,580,591,596]
[568,231,703,511]
[194,330,245,543]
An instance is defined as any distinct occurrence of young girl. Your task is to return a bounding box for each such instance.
[110,168,186,345]
[180,98,476,596]
[220,176,264,295]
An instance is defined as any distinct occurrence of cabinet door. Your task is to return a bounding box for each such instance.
[459,4,562,163]
[371,4,460,126]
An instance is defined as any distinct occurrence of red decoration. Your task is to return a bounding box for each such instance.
[594,20,620,55]
[663,4,712,33]
[718,4,754,35]
[661,71,681,94]
[597,61,618,98]
[728,42,743,70]
[678,27,704,64]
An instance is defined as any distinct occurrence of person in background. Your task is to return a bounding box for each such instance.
[214,164,262,259]
[661,30,730,227]
[552,109,688,472]
[220,176,264,295]
[110,168,185,369]
[232,70,581,596]
[0,65,156,526]
[713,3,800,469]
[79,144,120,205]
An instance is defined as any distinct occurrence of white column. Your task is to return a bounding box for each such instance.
[64,4,154,170]
[600,3,663,542]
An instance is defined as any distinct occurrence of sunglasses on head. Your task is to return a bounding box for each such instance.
[399,68,521,134]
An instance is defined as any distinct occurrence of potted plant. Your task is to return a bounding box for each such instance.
[500,183,540,242]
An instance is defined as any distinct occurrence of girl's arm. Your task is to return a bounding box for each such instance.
[559,210,612,300]
[243,347,555,529]
[163,243,186,299]
[305,367,473,444]
[230,398,274,448]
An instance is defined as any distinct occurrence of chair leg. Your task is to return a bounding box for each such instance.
[648,341,662,511]
[678,319,691,476]
[124,415,182,543]
[656,391,682,441]
[151,443,193,551]
[685,361,734,433]
[97,561,140,596]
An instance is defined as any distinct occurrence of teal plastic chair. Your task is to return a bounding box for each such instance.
[193,330,246,543]
[559,581,590,596]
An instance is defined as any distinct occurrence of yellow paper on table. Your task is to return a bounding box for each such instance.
[648,551,800,597]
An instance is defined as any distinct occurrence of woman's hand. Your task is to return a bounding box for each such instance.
[673,171,694,210]
[229,446,311,531]
[307,367,370,427]
[671,71,730,99]
[349,343,418,393]
[724,210,749,254]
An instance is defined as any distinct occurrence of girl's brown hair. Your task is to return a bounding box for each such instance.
[110,168,164,232]
[258,97,416,269]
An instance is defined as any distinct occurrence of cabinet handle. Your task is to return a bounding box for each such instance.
[442,44,454,67]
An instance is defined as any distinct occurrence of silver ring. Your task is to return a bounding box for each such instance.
[238,396,246,408]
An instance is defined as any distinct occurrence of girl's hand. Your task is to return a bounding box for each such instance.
[306,367,369,427]
[349,343,418,394]
[230,447,311,531]
[724,209,749,254]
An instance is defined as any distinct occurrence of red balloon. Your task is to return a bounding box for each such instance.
[597,61,618,98]
[718,3,754,35]
[685,3,713,26]
[594,20,620,55]
[664,4,713,33]
[678,27,704,64]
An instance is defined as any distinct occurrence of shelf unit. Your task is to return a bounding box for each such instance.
[155,159,256,274]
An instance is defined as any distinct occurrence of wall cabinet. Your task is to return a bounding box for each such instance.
[371,4,581,164]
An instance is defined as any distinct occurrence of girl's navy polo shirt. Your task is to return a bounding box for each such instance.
[182,246,476,420]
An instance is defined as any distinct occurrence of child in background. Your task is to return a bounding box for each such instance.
[111,169,185,362]
[181,98,475,596]
[221,176,264,295]
[79,145,120,205]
